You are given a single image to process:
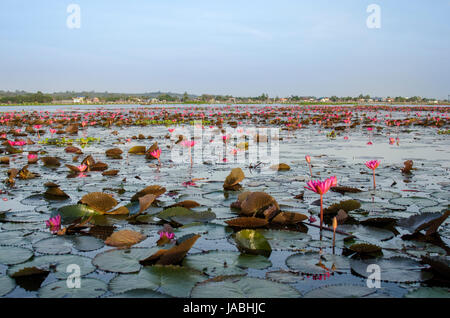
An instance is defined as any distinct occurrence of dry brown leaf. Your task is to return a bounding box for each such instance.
[225,217,268,229]
[79,192,118,213]
[104,230,146,247]
[131,185,166,202]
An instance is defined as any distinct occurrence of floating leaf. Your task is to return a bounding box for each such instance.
[131,185,166,201]
[240,192,279,216]
[223,168,245,190]
[270,163,291,171]
[266,270,304,284]
[271,212,307,225]
[182,250,271,276]
[234,229,271,257]
[0,275,16,296]
[79,192,118,213]
[190,276,301,298]
[39,278,107,298]
[93,247,159,273]
[140,234,200,266]
[225,217,268,229]
[138,194,157,215]
[0,246,33,265]
[350,257,433,283]
[158,207,216,225]
[33,237,73,255]
[397,211,450,235]
[405,287,450,298]
[389,197,439,208]
[304,284,382,298]
[109,265,207,298]
[8,254,95,279]
[128,146,147,155]
[105,229,147,247]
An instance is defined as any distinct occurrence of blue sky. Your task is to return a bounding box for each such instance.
[0,0,449,98]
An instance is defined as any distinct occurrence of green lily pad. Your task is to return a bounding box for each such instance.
[266,270,304,284]
[157,207,216,224]
[190,276,302,298]
[255,229,311,251]
[0,275,16,296]
[69,235,105,252]
[109,265,206,297]
[389,197,439,208]
[404,287,450,298]
[338,224,395,243]
[93,247,159,273]
[110,289,172,298]
[286,252,349,274]
[234,229,271,257]
[175,222,232,240]
[33,237,73,254]
[182,250,271,276]
[38,278,107,298]
[58,204,101,223]
[8,254,95,279]
[3,210,50,223]
[0,230,52,246]
[304,284,383,298]
[0,246,34,265]
[350,256,433,283]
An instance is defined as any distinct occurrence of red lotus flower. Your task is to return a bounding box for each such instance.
[365,160,380,170]
[45,215,61,234]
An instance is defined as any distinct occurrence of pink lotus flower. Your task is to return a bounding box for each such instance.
[50,128,57,135]
[45,215,61,234]
[34,125,42,130]
[78,164,87,172]
[159,231,175,240]
[150,149,161,159]
[168,128,175,133]
[305,155,312,178]
[181,140,195,148]
[182,180,197,187]
[365,160,380,170]
[365,160,380,190]
[305,176,337,232]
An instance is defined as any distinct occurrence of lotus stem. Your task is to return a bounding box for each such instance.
[373,170,376,190]
[320,194,323,232]
[308,163,313,178]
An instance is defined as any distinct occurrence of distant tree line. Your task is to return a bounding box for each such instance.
[0,91,52,104]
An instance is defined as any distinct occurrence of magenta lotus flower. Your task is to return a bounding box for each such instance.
[305,176,337,232]
[181,140,195,148]
[159,231,175,240]
[182,180,197,187]
[50,128,57,135]
[34,125,42,130]
[365,160,380,190]
[78,164,88,172]
[45,215,61,234]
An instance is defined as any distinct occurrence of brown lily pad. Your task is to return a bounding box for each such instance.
[271,212,307,225]
[105,230,146,247]
[79,192,118,213]
[131,185,166,202]
[225,217,269,229]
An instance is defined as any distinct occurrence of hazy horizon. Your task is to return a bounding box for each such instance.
[0,1,449,99]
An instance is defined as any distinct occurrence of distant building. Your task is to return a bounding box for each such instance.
[73,96,85,103]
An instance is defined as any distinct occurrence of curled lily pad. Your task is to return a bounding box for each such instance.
[234,229,271,257]
[223,167,245,190]
[225,217,268,229]
[271,212,308,225]
[93,247,159,273]
[0,246,33,265]
[397,211,450,235]
[104,230,147,248]
[128,146,147,155]
[79,192,118,213]
[58,204,101,223]
[190,276,302,298]
[350,257,433,283]
[131,185,166,201]
[182,250,271,276]
[39,278,107,298]
[109,265,207,298]
[0,275,16,296]
[240,192,279,216]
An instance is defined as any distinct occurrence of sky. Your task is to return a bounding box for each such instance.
[0,0,449,99]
